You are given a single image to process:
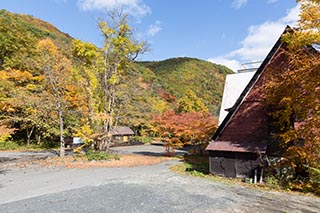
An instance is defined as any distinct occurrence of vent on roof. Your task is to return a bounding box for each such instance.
[312,43,320,52]
[237,61,262,73]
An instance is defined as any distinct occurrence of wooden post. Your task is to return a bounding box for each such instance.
[259,168,264,183]
[254,169,257,184]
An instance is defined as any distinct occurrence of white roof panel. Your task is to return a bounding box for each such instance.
[218,72,255,125]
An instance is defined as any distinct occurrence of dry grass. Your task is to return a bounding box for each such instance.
[9,154,171,169]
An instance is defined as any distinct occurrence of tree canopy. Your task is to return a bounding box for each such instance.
[0,10,229,154]
[265,0,320,195]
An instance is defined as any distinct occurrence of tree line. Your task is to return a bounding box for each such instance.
[0,10,219,156]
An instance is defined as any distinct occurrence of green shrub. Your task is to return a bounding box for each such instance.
[0,141,19,150]
[39,141,59,149]
[131,136,153,144]
[85,150,120,161]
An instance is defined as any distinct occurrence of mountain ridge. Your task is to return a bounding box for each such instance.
[0,9,232,137]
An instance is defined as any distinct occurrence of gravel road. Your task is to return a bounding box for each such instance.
[0,145,319,212]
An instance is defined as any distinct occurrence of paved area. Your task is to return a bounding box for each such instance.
[0,150,57,162]
[110,144,187,156]
[0,145,319,212]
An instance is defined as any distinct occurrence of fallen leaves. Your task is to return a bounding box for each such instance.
[5,154,170,169]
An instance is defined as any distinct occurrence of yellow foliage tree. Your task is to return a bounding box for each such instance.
[266,0,320,195]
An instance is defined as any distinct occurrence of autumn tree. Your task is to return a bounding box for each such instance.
[177,89,208,113]
[265,0,320,194]
[152,111,217,156]
[96,11,147,150]
[37,38,73,157]
[0,67,46,145]
[72,40,104,132]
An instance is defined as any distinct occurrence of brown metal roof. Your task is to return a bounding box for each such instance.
[110,126,135,136]
[206,140,267,153]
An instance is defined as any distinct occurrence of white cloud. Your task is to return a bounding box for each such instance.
[147,21,162,37]
[77,0,151,17]
[208,57,240,72]
[267,0,278,4]
[208,4,300,72]
[232,0,248,9]
[233,0,284,9]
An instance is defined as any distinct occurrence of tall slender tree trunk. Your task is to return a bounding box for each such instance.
[26,125,34,146]
[58,105,65,157]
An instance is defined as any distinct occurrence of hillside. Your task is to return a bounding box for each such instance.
[139,58,233,114]
[0,9,232,142]
[0,9,72,71]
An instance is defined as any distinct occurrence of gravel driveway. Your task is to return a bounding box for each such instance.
[0,145,319,212]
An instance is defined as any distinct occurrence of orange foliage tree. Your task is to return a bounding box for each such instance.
[152,111,218,156]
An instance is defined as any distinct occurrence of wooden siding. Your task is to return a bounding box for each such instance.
[209,151,262,178]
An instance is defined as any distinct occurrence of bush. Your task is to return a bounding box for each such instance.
[85,150,120,161]
[0,141,20,150]
[131,136,153,144]
[39,141,59,149]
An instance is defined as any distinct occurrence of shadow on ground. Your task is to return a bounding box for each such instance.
[133,151,163,157]
[183,154,210,174]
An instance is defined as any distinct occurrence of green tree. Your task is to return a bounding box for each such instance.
[177,90,208,113]
[96,11,147,150]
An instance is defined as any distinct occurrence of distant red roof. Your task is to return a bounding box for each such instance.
[206,140,267,153]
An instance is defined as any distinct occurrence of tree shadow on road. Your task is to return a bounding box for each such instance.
[133,151,163,157]
[0,169,9,175]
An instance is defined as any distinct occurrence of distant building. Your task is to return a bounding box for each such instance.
[110,126,135,143]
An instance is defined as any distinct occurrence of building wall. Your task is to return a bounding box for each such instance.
[112,135,131,143]
[209,151,262,178]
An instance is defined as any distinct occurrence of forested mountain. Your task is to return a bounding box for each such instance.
[139,58,232,114]
[0,9,232,146]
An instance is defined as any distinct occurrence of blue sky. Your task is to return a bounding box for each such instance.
[1,0,298,71]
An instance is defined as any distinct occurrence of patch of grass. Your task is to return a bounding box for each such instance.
[0,141,20,150]
[0,141,59,151]
[184,154,210,174]
[170,154,210,178]
[170,162,234,184]
[84,150,120,161]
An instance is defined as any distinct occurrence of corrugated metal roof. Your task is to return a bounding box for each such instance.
[206,140,267,153]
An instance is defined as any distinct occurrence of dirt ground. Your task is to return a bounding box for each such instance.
[3,154,171,169]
